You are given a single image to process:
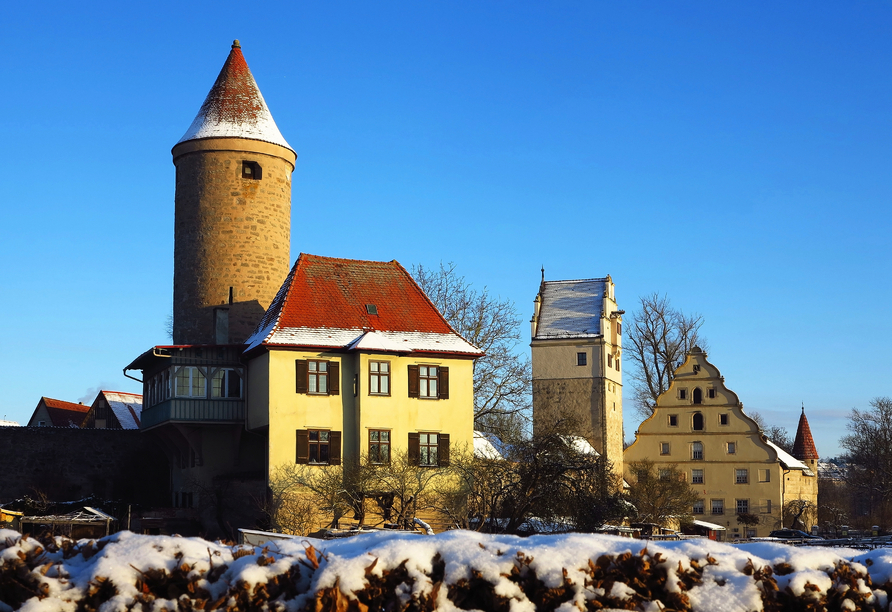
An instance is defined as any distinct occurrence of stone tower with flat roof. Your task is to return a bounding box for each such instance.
[172,40,296,345]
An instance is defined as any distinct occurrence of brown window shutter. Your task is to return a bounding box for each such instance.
[329,361,340,395]
[439,433,450,467]
[295,360,308,394]
[296,430,309,464]
[408,365,419,398]
[329,431,342,465]
[438,366,449,399]
[408,432,420,465]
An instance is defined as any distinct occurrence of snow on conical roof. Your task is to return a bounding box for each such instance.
[177,40,293,152]
[792,406,819,460]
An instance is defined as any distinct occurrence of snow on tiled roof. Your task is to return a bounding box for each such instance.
[245,254,482,356]
[766,439,811,472]
[474,431,504,460]
[566,436,600,456]
[177,40,293,152]
[0,420,20,427]
[792,409,819,460]
[101,391,143,430]
[41,398,90,427]
[535,279,607,339]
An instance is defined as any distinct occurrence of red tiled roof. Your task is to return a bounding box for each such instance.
[267,254,456,334]
[792,408,819,460]
[41,397,90,427]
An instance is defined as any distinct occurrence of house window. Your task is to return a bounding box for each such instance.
[737,499,749,514]
[747,529,757,538]
[736,469,749,484]
[369,430,390,463]
[615,357,620,372]
[309,430,331,464]
[693,500,704,515]
[693,388,703,404]
[175,367,206,398]
[366,304,378,315]
[607,354,613,368]
[711,499,724,515]
[759,469,771,483]
[761,499,772,514]
[659,469,671,481]
[577,352,587,366]
[692,442,703,460]
[692,412,704,431]
[369,361,390,395]
[668,415,678,427]
[692,469,704,484]
[309,361,328,394]
[720,413,729,425]
[727,442,736,454]
[37,420,46,427]
[419,366,438,398]
[241,160,262,179]
[660,442,670,455]
[693,365,701,374]
[617,322,622,335]
[211,368,242,398]
[708,388,717,399]
[679,389,687,400]
[296,429,341,465]
[420,433,439,466]
[408,365,449,400]
[296,360,340,396]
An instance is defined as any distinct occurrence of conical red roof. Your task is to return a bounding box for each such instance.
[792,408,819,460]
[177,40,292,151]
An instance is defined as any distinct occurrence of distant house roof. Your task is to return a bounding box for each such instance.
[792,408,819,461]
[0,420,20,427]
[176,40,293,152]
[245,254,482,357]
[474,431,504,460]
[534,279,608,339]
[100,391,143,430]
[35,398,90,427]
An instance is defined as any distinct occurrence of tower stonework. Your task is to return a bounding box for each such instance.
[530,274,624,477]
[172,41,296,345]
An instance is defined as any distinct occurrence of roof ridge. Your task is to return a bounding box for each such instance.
[543,277,609,284]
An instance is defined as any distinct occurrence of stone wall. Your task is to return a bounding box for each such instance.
[172,140,293,345]
[0,427,169,506]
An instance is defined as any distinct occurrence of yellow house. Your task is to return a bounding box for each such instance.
[623,347,818,539]
[243,253,482,474]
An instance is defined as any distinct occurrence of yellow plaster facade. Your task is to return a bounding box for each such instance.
[623,348,818,539]
[248,348,475,474]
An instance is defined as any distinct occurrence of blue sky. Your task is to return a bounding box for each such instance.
[1,2,890,457]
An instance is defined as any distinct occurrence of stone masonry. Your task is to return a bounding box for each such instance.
[172,139,295,345]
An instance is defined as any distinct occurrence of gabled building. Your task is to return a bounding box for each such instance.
[82,391,143,429]
[530,273,624,475]
[244,253,481,473]
[26,397,90,428]
[623,347,818,539]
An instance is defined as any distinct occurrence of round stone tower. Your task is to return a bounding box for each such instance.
[172,40,296,345]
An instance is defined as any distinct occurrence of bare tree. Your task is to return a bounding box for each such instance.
[840,397,892,526]
[749,411,794,454]
[783,499,817,531]
[626,460,700,527]
[626,294,706,419]
[413,263,531,432]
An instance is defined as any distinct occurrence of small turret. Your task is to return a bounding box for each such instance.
[792,405,819,462]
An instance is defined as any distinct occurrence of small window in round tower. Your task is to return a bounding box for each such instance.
[242,161,262,180]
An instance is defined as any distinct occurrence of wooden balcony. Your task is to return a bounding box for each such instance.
[141,398,245,430]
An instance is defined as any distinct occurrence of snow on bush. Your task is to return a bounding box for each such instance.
[3,528,892,611]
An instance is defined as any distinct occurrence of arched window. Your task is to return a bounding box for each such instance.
[693,412,704,431]
[693,388,703,404]
[692,441,703,460]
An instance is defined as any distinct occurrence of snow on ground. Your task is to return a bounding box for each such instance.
[2,528,892,611]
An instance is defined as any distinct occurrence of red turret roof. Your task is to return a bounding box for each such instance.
[792,408,819,460]
[245,254,482,356]
[177,40,292,151]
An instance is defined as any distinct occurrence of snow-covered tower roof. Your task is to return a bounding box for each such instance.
[177,40,293,152]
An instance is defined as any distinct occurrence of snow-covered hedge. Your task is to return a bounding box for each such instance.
[3,528,892,611]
